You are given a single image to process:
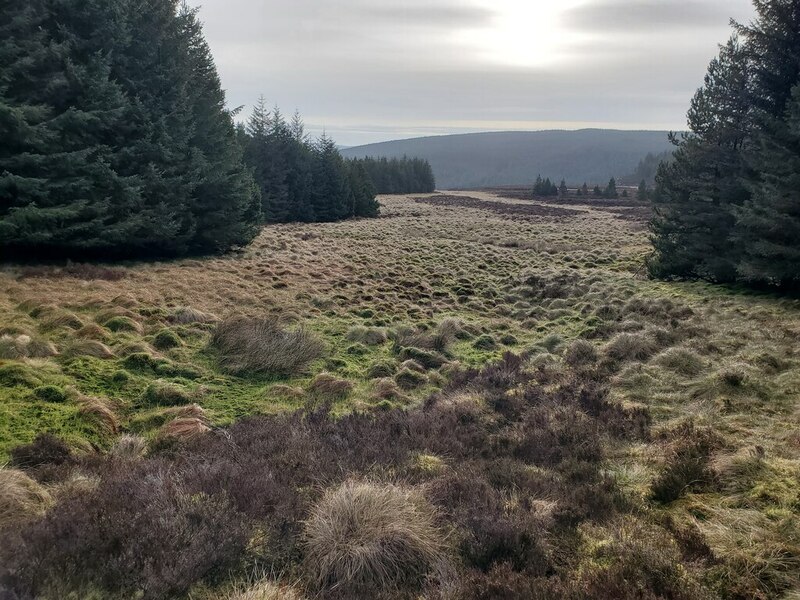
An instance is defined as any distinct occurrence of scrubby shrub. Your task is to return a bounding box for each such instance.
[212,316,324,376]
[651,424,719,503]
[33,385,67,403]
[10,433,72,469]
[499,334,518,346]
[152,328,182,350]
[0,467,53,527]
[5,469,249,599]
[304,480,445,594]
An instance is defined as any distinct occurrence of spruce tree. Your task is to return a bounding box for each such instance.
[559,179,568,198]
[648,37,750,282]
[0,0,260,258]
[604,178,618,199]
[637,179,649,201]
[733,1,800,287]
[735,84,800,287]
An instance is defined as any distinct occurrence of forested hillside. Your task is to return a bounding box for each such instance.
[341,129,673,189]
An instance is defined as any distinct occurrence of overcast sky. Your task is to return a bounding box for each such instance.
[198,0,755,146]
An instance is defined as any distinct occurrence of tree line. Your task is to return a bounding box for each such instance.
[649,0,800,289]
[241,98,378,224]
[0,0,383,260]
[348,157,436,194]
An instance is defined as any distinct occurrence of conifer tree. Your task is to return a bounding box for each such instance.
[637,179,649,201]
[604,178,618,199]
[559,179,568,198]
[0,0,260,258]
[649,37,750,282]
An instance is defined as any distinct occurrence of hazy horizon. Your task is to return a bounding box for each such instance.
[199,0,755,146]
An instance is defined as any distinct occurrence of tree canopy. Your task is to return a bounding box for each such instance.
[649,0,800,289]
[0,0,260,259]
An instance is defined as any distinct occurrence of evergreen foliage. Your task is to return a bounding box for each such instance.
[650,0,800,289]
[604,178,619,199]
[532,175,558,197]
[0,0,260,258]
[349,157,436,194]
[242,105,378,223]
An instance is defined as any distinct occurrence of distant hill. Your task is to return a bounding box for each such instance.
[340,129,673,189]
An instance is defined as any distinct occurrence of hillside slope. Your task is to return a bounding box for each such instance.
[341,129,673,189]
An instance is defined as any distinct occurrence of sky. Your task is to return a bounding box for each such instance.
[198,0,756,147]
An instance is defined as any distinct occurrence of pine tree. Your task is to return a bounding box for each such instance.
[592,185,602,197]
[637,179,649,201]
[581,183,589,196]
[311,133,349,222]
[733,1,800,288]
[0,0,260,258]
[648,37,750,282]
[559,179,568,198]
[735,84,800,287]
[604,178,618,199]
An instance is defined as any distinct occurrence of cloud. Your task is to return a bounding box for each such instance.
[565,0,748,31]
[196,0,756,146]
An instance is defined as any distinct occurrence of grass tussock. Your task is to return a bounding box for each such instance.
[303,480,445,594]
[309,372,354,400]
[212,316,324,377]
[0,467,53,527]
[221,578,306,600]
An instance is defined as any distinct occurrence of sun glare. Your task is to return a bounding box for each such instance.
[459,0,589,68]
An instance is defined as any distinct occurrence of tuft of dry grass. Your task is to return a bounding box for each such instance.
[303,480,445,594]
[212,316,324,377]
[309,372,353,400]
[605,332,659,362]
[111,434,147,460]
[73,391,119,435]
[0,466,53,527]
[169,306,220,325]
[218,577,306,600]
[65,339,115,359]
[158,417,211,441]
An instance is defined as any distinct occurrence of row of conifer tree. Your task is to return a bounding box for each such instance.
[0,1,435,259]
[649,0,800,290]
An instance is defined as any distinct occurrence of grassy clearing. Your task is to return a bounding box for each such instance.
[0,191,798,597]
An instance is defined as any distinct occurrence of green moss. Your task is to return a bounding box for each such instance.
[395,367,426,390]
[0,363,42,388]
[152,328,182,350]
[472,334,497,351]
[33,385,67,403]
[142,381,193,407]
[104,316,141,333]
